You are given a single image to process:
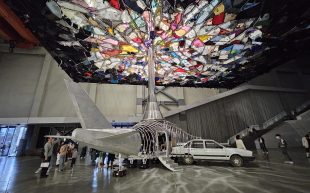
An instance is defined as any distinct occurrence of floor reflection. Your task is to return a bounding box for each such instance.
[0,156,310,193]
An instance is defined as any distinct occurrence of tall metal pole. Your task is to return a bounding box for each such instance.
[142,8,163,120]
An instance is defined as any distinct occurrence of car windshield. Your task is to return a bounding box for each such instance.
[184,142,191,148]
[191,141,204,148]
[205,141,223,148]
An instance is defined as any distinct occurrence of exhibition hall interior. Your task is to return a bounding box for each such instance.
[0,0,309,192]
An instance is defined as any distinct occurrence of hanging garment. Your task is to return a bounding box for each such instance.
[212,3,225,25]
[123,0,145,14]
[109,0,121,10]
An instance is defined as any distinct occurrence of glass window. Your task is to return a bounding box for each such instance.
[191,141,204,148]
[184,142,191,148]
[205,141,222,148]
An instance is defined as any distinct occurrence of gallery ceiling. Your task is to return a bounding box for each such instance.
[4,0,310,88]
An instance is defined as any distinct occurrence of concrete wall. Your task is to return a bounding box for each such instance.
[262,119,310,148]
[0,52,44,117]
[0,46,220,123]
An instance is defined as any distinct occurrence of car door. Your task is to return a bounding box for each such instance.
[204,140,228,160]
[189,140,205,159]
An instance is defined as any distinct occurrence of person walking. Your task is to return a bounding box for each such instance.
[58,142,68,172]
[71,148,78,168]
[275,134,294,164]
[90,148,96,166]
[80,146,87,159]
[56,141,64,168]
[35,137,54,177]
[235,135,246,150]
[302,134,310,158]
[259,136,268,154]
[107,153,115,168]
[97,152,105,169]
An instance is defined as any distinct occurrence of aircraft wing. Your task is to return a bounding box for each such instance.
[94,130,139,140]
[44,135,73,139]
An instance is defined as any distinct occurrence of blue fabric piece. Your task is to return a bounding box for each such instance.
[222,0,233,9]
[231,44,244,55]
[123,0,144,14]
[118,74,123,80]
[170,52,181,58]
[210,35,225,42]
[111,79,119,83]
[241,2,260,11]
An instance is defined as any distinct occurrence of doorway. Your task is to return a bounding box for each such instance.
[0,126,27,156]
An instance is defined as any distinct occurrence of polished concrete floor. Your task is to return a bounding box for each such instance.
[1,149,310,193]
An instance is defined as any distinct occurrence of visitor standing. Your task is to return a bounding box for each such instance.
[90,148,97,166]
[0,142,5,156]
[302,134,310,158]
[259,136,268,154]
[98,152,105,169]
[58,142,68,171]
[275,134,294,164]
[80,146,87,159]
[71,148,78,168]
[107,153,115,168]
[37,137,54,177]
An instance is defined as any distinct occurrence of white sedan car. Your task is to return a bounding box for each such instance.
[171,139,255,167]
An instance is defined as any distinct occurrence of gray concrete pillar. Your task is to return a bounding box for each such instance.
[136,85,144,116]
[29,53,52,117]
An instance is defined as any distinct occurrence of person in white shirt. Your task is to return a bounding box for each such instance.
[302,134,310,158]
[235,135,246,150]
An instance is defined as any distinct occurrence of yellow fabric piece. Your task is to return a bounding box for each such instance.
[88,17,99,27]
[91,48,100,52]
[198,35,211,42]
[213,3,225,15]
[121,45,139,53]
[167,30,173,37]
[120,51,129,55]
[175,29,186,37]
[108,28,114,35]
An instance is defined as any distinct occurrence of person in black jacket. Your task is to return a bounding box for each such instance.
[107,153,116,168]
[258,136,268,154]
[275,134,294,164]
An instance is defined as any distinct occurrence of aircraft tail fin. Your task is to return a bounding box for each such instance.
[64,79,112,129]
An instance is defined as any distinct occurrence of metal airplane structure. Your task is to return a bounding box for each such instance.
[46,79,197,172]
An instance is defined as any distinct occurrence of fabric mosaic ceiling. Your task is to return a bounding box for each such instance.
[6,0,310,87]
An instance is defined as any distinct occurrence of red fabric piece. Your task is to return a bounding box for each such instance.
[175,13,182,24]
[212,12,225,25]
[102,49,122,57]
[201,78,208,83]
[219,28,230,35]
[132,37,143,43]
[175,68,186,73]
[109,0,121,10]
[84,72,92,77]
[231,40,241,44]
[189,64,202,70]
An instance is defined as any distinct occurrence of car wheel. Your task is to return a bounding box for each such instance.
[230,155,243,167]
[183,155,194,165]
